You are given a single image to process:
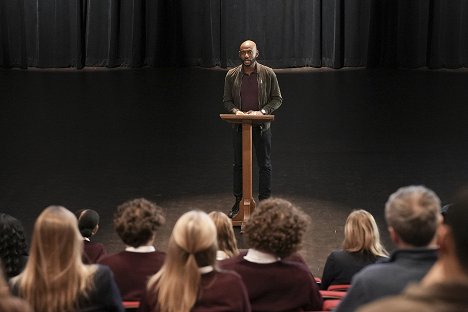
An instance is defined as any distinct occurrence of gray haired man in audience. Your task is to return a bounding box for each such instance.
[336,185,441,312]
[359,187,468,311]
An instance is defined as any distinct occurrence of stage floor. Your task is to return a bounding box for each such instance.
[1,66,468,276]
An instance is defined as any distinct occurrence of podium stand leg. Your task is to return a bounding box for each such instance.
[232,123,256,227]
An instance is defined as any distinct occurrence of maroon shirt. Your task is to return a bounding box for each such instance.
[240,71,259,112]
[139,270,251,312]
[220,255,323,312]
[98,250,165,301]
[83,240,106,264]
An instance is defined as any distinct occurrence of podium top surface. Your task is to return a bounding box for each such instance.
[220,114,275,123]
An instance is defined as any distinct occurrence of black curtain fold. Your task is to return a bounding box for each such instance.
[1,0,468,69]
[428,0,468,68]
[0,0,28,68]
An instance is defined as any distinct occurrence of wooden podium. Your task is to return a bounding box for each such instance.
[220,114,275,227]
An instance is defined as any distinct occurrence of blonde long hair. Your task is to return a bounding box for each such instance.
[12,206,96,312]
[208,211,239,258]
[342,210,388,257]
[147,210,217,312]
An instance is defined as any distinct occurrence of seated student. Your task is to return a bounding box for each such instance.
[75,209,106,264]
[0,264,32,312]
[321,210,388,290]
[221,198,323,312]
[336,185,441,312]
[0,213,28,279]
[359,187,468,312]
[10,205,123,312]
[139,210,251,312]
[98,198,166,301]
[208,211,239,260]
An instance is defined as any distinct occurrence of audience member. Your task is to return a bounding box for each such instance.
[76,209,107,264]
[98,198,166,301]
[10,205,123,312]
[139,210,251,312]
[0,264,32,312]
[0,213,28,279]
[321,209,388,290]
[336,185,441,312]
[208,211,239,260]
[221,198,323,312]
[359,187,468,311]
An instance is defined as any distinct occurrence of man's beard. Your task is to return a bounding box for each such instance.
[242,57,256,67]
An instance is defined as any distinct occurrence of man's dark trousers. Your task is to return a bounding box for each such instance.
[232,125,272,201]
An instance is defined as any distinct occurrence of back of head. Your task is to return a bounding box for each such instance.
[114,198,166,248]
[0,213,27,278]
[148,210,217,312]
[445,188,468,273]
[343,210,388,257]
[208,211,239,258]
[14,206,94,312]
[30,206,82,269]
[244,198,310,258]
[385,185,440,247]
[76,209,100,238]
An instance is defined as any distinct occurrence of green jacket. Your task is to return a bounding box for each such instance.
[223,63,282,129]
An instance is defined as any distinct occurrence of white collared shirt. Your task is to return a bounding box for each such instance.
[216,250,229,261]
[125,245,156,253]
[244,248,280,264]
[199,265,214,274]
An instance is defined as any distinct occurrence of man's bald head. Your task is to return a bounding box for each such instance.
[240,40,257,51]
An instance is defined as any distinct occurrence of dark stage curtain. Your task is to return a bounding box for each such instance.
[1,0,468,68]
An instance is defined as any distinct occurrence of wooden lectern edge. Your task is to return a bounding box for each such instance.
[219,113,275,123]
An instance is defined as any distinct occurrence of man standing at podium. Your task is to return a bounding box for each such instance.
[223,40,283,218]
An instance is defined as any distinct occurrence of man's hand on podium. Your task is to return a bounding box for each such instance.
[246,110,263,115]
[235,110,245,115]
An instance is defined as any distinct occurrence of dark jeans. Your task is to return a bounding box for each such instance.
[232,125,272,201]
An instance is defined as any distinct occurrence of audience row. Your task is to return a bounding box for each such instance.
[1,185,468,311]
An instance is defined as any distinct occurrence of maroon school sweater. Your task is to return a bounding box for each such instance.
[98,250,165,301]
[83,240,106,264]
[139,270,251,312]
[220,255,323,312]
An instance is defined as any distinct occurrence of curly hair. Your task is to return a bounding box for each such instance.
[243,198,310,258]
[0,213,28,278]
[114,198,166,247]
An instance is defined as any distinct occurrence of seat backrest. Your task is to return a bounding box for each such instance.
[327,284,351,292]
[123,301,140,312]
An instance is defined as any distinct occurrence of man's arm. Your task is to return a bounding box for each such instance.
[223,73,239,113]
[261,70,282,114]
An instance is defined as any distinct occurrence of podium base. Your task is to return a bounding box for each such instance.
[231,198,256,227]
